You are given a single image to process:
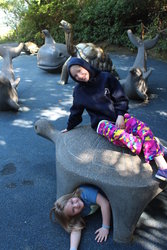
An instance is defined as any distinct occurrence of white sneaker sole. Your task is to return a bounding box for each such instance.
[155,174,167,181]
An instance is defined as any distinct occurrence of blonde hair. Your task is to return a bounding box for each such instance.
[50,189,85,233]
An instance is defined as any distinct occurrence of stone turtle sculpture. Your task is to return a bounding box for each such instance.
[37,29,69,72]
[34,119,166,243]
[120,30,159,101]
[58,20,118,85]
[0,43,24,111]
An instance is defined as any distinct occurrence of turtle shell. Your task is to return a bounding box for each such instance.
[56,125,157,188]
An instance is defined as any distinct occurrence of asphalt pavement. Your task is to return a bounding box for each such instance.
[0,51,167,250]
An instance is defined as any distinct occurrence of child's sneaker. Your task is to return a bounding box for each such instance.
[155,169,167,181]
[159,143,167,159]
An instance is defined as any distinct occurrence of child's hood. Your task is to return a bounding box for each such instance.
[67,57,100,84]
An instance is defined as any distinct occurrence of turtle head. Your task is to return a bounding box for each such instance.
[34,119,59,143]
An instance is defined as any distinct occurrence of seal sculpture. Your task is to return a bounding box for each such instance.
[0,43,24,111]
[120,30,159,101]
[37,29,69,72]
[23,42,39,55]
[34,118,166,243]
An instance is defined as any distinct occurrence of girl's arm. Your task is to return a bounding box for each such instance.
[70,230,82,250]
[67,89,84,131]
[95,193,111,243]
[108,74,129,116]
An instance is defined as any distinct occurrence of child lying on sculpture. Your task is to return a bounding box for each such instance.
[50,185,111,250]
[61,57,167,181]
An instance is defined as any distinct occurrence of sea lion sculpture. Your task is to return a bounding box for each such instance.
[37,29,69,72]
[0,43,24,111]
[23,42,39,55]
[120,30,159,101]
[34,118,166,243]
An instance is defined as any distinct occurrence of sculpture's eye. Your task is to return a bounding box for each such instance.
[59,53,63,57]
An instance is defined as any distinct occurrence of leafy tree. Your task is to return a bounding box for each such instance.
[16,0,81,44]
[0,0,28,31]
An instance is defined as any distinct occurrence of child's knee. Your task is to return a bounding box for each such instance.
[97,120,113,134]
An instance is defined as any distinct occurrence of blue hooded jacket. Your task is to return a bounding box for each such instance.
[67,57,129,130]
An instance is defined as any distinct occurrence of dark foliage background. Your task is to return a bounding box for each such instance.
[0,0,167,55]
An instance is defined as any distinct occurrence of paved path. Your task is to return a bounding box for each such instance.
[0,52,167,250]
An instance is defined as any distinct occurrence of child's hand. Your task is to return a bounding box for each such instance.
[61,129,68,133]
[95,227,109,243]
[115,115,125,129]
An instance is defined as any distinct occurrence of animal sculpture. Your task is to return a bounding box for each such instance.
[0,43,24,111]
[23,42,39,55]
[58,20,118,85]
[37,29,69,72]
[34,118,166,243]
[120,30,159,100]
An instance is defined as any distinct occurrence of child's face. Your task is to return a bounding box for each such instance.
[70,65,90,82]
[64,197,84,216]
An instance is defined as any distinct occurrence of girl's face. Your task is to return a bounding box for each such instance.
[70,65,90,82]
[64,197,84,216]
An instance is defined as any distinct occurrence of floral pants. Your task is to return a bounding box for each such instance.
[97,113,162,163]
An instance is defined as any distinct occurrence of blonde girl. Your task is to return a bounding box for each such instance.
[50,185,111,250]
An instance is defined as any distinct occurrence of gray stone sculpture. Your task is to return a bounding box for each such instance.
[0,43,24,111]
[120,30,159,101]
[34,119,166,243]
[58,20,117,85]
[37,29,69,72]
